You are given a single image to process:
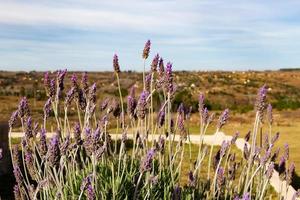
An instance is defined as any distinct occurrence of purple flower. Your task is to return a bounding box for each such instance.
[140,148,156,172]
[228,158,237,180]
[13,166,23,185]
[65,87,76,107]
[244,131,251,142]
[78,89,87,110]
[73,122,82,145]
[271,147,280,162]
[84,127,93,154]
[100,98,110,111]
[158,57,165,76]
[202,107,209,125]
[137,91,148,119]
[39,128,47,157]
[188,171,196,187]
[220,141,229,157]
[213,150,221,169]
[18,97,30,119]
[177,114,186,138]
[81,72,89,92]
[13,184,22,200]
[12,145,20,166]
[231,132,239,145]
[60,135,70,155]
[217,109,229,130]
[243,144,250,160]
[57,69,67,96]
[43,98,52,119]
[266,162,274,179]
[0,148,2,160]
[172,185,181,200]
[271,132,280,145]
[25,116,33,139]
[278,156,286,178]
[89,83,97,104]
[49,79,56,98]
[9,110,18,128]
[151,53,159,72]
[110,99,121,117]
[217,167,225,188]
[198,93,205,115]
[127,88,137,118]
[145,73,152,92]
[287,162,295,185]
[284,143,289,160]
[255,85,267,122]
[241,193,250,200]
[81,174,92,191]
[44,72,50,90]
[157,136,165,153]
[25,148,36,178]
[47,134,60,167]
[142,40,151,59]
[86,183,95,200]
[260,149,271,166]
[165,62,174,94]
[113,54,120,73]
[177,103,185,115]
[71,73,78,87]
[157,106,165,128]
[95,145,106,160]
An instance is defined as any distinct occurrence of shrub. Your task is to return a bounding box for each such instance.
[6,41,298,200]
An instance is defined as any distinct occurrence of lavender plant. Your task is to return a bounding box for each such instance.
[7,41,297,200]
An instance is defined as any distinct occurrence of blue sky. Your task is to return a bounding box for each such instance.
[0,0,300,71]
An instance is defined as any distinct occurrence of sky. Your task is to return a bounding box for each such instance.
[0,0,300,71]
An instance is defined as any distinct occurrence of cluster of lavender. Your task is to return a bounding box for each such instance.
[7,41,299,200]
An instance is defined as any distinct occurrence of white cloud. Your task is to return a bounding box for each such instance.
[0,0,300,70]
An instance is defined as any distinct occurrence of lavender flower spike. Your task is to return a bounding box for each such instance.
[142,40,151,59]
[18,97,30,118]
[113,54,120,73]
[267,104,273,125]
[217,109,229,130]
[158,58,164,77]
[127,87,137,118]
[9,110,18,128]
[137,91,148,119]
[151,53,159,72]
[198,93,205,114]
[157,106,165,128]
[43,98,52,119]
[241,193,250,200]
[57,69,67,93]
[65,87,75,107]
[266,162,274,179]
[217,167,225,188]
[140,148,156,172]
[47,134,60,167]
[165,62,174,94]
[39,128,48,157]
[188,171,196,187]
[255,84,267,122]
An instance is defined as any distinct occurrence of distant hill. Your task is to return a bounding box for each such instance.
[0,70,300,121]
[279,68,300,71]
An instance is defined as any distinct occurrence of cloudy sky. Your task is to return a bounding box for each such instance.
[0,0,300,71]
